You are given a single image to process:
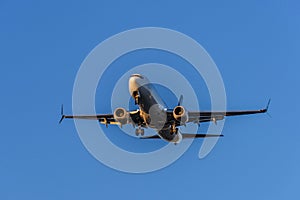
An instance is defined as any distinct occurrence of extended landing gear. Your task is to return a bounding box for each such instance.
[170,124,178,135]
[135,128,144,136]
[132,91,140,105]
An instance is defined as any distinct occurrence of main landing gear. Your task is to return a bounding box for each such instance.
[135,128,144,136]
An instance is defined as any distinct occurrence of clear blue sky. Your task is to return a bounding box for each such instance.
[0,0,299,199]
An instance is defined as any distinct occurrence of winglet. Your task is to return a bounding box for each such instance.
[59,104,65,124]
[262,98,271,113]
[265,98,271,112]
[266,99,272,117]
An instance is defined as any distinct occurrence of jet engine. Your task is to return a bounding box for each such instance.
[173,106,188,123]
[114,107,130,125]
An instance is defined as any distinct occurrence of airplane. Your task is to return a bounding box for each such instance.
[59,74,270,144]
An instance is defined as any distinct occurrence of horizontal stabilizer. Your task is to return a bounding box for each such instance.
[181,133,223,138]
[140,135,161,139]
[140,133,223,140]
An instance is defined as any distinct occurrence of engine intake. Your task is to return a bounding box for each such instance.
[173,106,188,123]
[114,107,130,125]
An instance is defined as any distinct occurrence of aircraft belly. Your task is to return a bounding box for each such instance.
[136,83,176,142]
[138,84,166,113]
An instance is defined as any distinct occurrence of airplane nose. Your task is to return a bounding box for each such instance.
[129,76,139,96]
[128,74,148,96]
[130,74,144,79]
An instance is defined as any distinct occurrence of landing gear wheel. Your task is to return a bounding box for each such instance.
[135,129,139,136]
[141,129,144,136]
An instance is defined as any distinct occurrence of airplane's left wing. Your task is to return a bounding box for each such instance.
[187,99,270,124]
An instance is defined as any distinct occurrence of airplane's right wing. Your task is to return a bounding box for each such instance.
[60,113,119,125]
[59,105,143,127]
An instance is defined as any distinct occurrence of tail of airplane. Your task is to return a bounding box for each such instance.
[177,95,183,106]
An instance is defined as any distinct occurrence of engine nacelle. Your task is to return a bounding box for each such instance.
[114,107,130,125]
[173,106,189,124]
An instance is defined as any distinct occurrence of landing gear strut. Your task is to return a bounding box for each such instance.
[133,91,139,105]
[170,124,178,135]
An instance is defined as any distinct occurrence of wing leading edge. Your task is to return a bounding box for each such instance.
[58,105,143,127]
[59,105,118,125]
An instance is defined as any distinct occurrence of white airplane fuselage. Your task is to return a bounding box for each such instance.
[129,74,182,143]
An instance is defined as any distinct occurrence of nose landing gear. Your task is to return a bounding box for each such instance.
[170,124,178,135]
[132,91,140,105]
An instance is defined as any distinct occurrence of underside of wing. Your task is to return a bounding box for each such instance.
[61,114,119,125]
[187,99,270,124]
[59,105,143,126]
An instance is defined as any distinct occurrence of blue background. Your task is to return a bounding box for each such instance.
[0,0,299,199]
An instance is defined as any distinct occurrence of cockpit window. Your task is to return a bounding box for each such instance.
[130,74,144,79]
